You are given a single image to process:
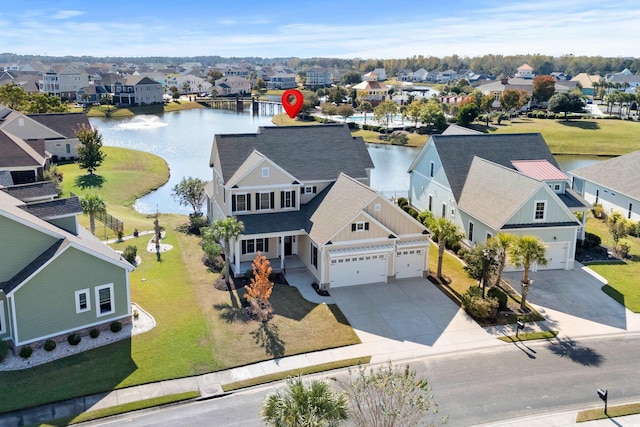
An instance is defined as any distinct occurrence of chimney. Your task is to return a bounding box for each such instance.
[501,77,509,85]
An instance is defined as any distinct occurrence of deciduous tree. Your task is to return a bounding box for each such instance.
[500,89,530,113]
[75,124,106,175]
[0,83,28,110]
[244,252,275,322]
[171,176,206,215]
[373,100,398,133]
[532,75,556,104]
[342,70,362,85]
[337,104,355,122]
[548,91,584,120]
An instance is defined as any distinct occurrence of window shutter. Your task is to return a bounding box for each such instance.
[292,191,296,207]
[242,240,247,255]
[281,191,285,208]
[255,193,260,210]
[365,222,369,231]
[247,194,251,211]
[265,238,269,252]
[352,224,356,232]
[301,187,305,194]
[270,192,274,209]
[232,195,236,212]
[313,186,317,194]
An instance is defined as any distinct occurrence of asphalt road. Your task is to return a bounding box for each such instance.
[84,335,640,427]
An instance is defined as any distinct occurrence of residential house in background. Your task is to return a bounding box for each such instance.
[112,75,163,105]
[515,63,535,79]
[213,76,251,96]
[408,133,590,271]
[306,66,333,88]
[206,124,430,289]
[372,68,387,80]
[352,72,389,106]
[412,68,428,82]
[41,65,90,101]
[397,69,413,82]
[0,185,133,354]
[570,150,640,222]
[571,73,602,97]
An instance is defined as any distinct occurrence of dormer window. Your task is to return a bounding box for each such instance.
[534,200,547,221]
[303,186,317,194]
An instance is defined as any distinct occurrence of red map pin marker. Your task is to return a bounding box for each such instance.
[281,89,304,118]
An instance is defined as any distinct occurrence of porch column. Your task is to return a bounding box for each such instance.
[280,235,285,271]
[581,210,587,240]
[234,238,241,275]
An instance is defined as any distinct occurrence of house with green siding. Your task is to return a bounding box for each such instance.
[0,182,133,354]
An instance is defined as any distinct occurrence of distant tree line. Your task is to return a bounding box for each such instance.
[2,52,638,79]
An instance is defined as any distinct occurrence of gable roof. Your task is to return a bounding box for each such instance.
[27,112,90,139]
[212,124,374,184]
[571,150,640,201]
[419,133,558,201]
[0,181,58,201]
[0,129,47,168]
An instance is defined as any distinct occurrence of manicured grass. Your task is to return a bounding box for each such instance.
[38,391,199,426]
[576,402,640,422]
[222,356,372,392]
[271,113,321,126]
[58,146,170,236]
[489,117,640,156]
[351,129,426,147]
[584,216,640,313]
[498,330,559,342]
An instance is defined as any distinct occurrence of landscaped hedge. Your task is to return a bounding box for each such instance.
[44,339,57,352]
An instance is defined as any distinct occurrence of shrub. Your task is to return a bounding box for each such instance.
[447,240,462,253]
[406,207,419,219]
[123,245,137,264]
[189,213,208,235]
[397,197,409,208]
[44,339,57,352]
[461,287,498,320]
[19,346,33,359]
[117,229,124,241]
[0,340,8,363]
[584,232,602,248]
[487,287,508,311]
[592,203,604,218]
[110,321,122,333]
[90,328,100,339]
[457,247,468,258]
[68,333,81,346]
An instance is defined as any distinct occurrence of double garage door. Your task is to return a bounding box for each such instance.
[329,247,426,288]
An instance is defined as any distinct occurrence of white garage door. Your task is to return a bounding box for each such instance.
[539,242,568,270]
[395,248,425,279]
[330,254,388,287]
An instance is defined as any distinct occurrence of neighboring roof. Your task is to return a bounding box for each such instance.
[441,124,482,136]
[0,129,47,168]
[511,160,569,181]
[20,196,82,219]
[570,73,602,88]
[571,150,640,201]
[212,124,374,184]
[557,187,591,210]
[352,80,388,91]
[0,181,58,201]
[518,63,534,70]
[26,112,90,139]
[421,133,558,201]
[458,157,543,230]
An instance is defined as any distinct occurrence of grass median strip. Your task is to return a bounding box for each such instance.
[36,391,200,426]
[576,402,640,423]
[222,356,372,392]
[498,330,559,342]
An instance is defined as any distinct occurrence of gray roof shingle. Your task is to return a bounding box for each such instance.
[429,133,558,201]
[212,124,374,184]
[20,196,82,219]
[1,181,58,201]
[571,150,640,201]
[27,112,90,139]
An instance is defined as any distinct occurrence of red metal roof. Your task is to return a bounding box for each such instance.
[511,160,569,181]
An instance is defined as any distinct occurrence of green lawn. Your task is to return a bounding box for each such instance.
[86,101,204,118]
[489,117,640,156]
[584,216,640,313]
[58,146,170,237]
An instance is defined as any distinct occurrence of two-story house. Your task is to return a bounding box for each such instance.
[206,124,430,289]
[408,133,590,271]
[0,183,133,354]
[41,66,90,101]
[305,66,333,89]
[112,75,163,105]
[214,76,251,97]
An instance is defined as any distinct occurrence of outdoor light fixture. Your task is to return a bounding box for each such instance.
[597,388,608,415]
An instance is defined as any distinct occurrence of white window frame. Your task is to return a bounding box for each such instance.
[355,221,366,232]
[258,192,272,210]
[0,300,5,334]
[233,193,249,212]
[95,283,115,317]
[283,190,294,208]
[262,167,269,178]
[533,200,547,221]
[75,288,91,314]
[304,186,314,194]
[553,183,561,191]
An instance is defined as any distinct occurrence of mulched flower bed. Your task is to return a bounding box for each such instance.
[213,271,289,291]
[312,282,330,297]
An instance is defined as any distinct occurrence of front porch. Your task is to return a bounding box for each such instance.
[236,254,307,276]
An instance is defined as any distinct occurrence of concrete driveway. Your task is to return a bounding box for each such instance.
[501,263,640,336]
[329,278,498,360]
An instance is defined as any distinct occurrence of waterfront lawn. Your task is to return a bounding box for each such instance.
[352,128,426,147]
[86,101,204,117]
[489,117,640,156]
[58,146,170,235]
[584,216,640,313]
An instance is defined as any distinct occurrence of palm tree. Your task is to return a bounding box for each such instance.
[79,194,106,236]
[262,376,348,427]
[203,216,244,286]
[489,232,516,287]
[507,235,548,311]
[427,217,463,279]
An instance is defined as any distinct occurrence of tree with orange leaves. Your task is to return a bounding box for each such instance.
[245,252,274,322]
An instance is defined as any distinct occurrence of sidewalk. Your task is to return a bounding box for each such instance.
[3,267,640,426]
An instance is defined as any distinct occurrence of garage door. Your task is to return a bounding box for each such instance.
[539,242,568,270]
[329,254,388,287]
[395,248,425,279]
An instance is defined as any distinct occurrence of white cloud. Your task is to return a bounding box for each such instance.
[51,10,85,20]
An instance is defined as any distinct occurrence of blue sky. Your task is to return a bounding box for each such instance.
[2,0,638,59]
